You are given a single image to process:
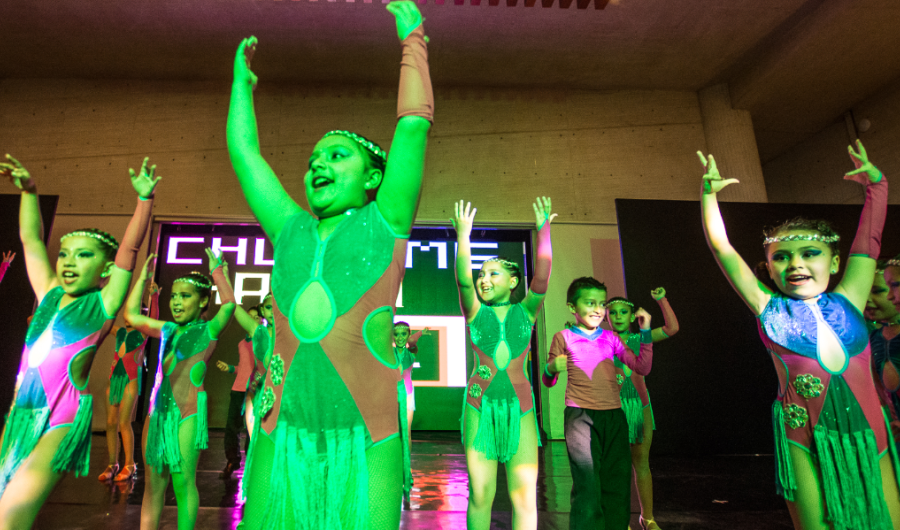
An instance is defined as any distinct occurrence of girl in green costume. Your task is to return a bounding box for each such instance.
[227,2,433,528]
[452,198,555,530]
[126,251,236,530]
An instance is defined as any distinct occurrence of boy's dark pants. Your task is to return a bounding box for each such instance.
[224,390,247,466]
[564,406,631,530]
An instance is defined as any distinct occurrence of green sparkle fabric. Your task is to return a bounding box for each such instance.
[108,360,128,405]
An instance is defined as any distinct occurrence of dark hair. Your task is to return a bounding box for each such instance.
[173,272,213,309]
[482,256,523,292]
[62,228,118,261]
[356,135,387,175]
[763,217,840,255]
[566,277,607,305]
[394,321,410,329]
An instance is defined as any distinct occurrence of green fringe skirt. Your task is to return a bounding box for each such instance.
[109,360,129,406]
[620,378,644,444]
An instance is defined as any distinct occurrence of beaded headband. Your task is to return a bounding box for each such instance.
[607,300,634,309]
[483,257,519,270]
[174,274,212,291]
[762,234,840,247]
[885,259,900,268]
[323,130,387,164]
[60,230,119,250]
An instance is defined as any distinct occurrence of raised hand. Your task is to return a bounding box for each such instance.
[234,37,259,91]
[845,139,882,185]
[0,155,36,192]
[148,281,161,296]
[138,254,157,281]
[128,158,161,199]
[421,326,431,336]
[532,196,557,229]
[452,201,477,240]
[386,1,423,41]
[635,307,652,330]
[2,251,15,264]
[697,152,739,195]
[216,360,231,373]
[205,248,226,273]
[651,287,666,300]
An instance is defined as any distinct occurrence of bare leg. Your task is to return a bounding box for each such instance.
[170,416,201,530]
[104,386,121,467]
[631,406,656,526]
[880,452,900,527]
[367,436,403,530]
[118,380,139,467]
[784,444,829,530]
[244,394,254,439]
[0,427,68,530]
[140,421,171,530]
[406,403,415,446]
[505,412,538,530]
[464,406,499,530]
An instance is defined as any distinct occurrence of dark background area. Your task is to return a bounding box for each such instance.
[0,193,59,415]
[616,198,900,456]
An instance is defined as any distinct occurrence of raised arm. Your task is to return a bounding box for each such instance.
[650,287,679,342]
[206,249,236,340]
[102,157,159,316]
[148,281,160,321]
[521,197,555,321]
[125,255,165,338]
[233,303,261,337]
[1,156,56,301]
[407,327,429,354]
[227,37,302,243]
[377,1,433,236]
[834,140,887,311]
[698,152,771,315]
[0,251,14,285]
[616,308,653,376]
[453,201,480,321]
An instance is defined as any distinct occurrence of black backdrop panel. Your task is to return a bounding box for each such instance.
[0,194,59,414]
[615,198,900,456]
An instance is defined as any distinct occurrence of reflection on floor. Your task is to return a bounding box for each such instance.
[36,429,792,529]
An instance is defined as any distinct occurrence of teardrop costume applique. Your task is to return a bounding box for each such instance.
[0,287,113,496]
[464,304,540,463]
[759,292,896,529]
[144,321,218,473]
[245,202,410,529]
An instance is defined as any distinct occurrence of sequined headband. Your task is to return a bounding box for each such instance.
[323,130,387,164]
[885,259,900,268]
[607,300,634,309]
[60,230,119,250]
[483,257,518,270]
[174,274,212,290]
[762,234,840,247]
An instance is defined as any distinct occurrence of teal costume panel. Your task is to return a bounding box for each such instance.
[614,333,654,443]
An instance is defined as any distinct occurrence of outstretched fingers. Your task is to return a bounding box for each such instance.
[386,1,423,41]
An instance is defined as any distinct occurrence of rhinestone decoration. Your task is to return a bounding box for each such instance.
[468,383,483,399]
[783,403,809,429]
[270,354,285,386]
[477,365,492,380]
[793,374,824,399]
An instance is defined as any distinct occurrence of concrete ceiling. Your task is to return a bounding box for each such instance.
[2,0,899,162]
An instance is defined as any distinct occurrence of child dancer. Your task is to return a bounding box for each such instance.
[226,2,432,527]
[0,155,157,529]
[216,303,260,479]
[452,198,554,530]
[0,251,15,285]
[99,281,160,482]
[394,322,428,442]
[866,261,900,332]
[874,259,900,425]
[127,251,236,529]
[544,277,654,530]
[699,141,900,529]
[606,288,679,530]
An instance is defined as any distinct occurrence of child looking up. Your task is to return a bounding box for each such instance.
[544,277,653,530]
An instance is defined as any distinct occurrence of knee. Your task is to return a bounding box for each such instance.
[468,481,496,507]
[106,418,119,430]
[508,487,536,513]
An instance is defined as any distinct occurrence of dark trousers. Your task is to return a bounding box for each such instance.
[224,390,247,466]
[564,406,631,530]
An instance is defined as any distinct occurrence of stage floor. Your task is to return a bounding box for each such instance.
[35,429,792,529]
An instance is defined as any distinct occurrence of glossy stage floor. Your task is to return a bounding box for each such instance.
[36,430,792,529]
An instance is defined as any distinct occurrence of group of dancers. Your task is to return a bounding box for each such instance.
[0,1,899,529]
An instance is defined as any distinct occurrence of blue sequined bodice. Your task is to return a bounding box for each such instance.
[760,292,869,360]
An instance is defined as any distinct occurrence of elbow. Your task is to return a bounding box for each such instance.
[664,324,679,337]
[397,116,431,135]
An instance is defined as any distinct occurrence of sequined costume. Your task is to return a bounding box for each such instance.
[613,333,655,444]
[871,328,900,419]
[108,327,149,407]
[761,291,899,529]
[144,320,219,473]
[398,345,416,410]
[245,201,409,529]
[0,287,114,494]
[464,303,538,463]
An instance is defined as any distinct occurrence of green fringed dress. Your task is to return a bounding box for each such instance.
[144,321,218,473]
[108,326,149,407]
[242,202,412,530]
[614,333,655,444]
[760,292,900,530]
[464,303,540,463]
[0,287,113,496]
